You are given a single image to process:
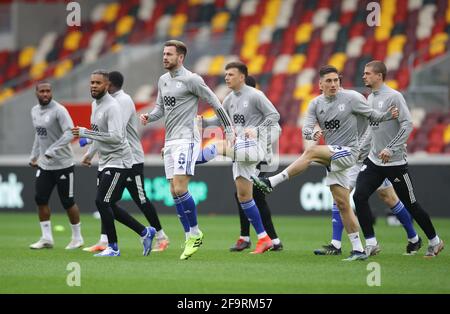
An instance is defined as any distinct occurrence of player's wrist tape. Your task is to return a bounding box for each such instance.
[78,127,86,137]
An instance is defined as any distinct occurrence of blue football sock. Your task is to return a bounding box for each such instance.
[240,199,265,235]
[196,144,217,164]
[332,203,344,242]
[174,196,190,232]
[110,242,119,251]
[178,192,198,227]
[391,201,417,239]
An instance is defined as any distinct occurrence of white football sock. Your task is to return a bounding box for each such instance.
[331,239,341,249]
[40,220,53,242]
[429,236,440,246]
[365,237,377,246]
[240,236,250,242]
[70,223,82,240]
[268,170,289,188]
[190,225,200,236]
[156,229,167,240]
[100,234,108,244]
[272,238,281,245]
[348,232,364,252]
[408,235,419,243]
[257,231,268,239]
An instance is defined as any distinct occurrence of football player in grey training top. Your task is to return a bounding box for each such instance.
[198,62,281,254]
[196,75,284,253]
[140,40,234,260]
[353,60,444,258]
[252,65,399,261]
[29,81,84,250]
[72,69,156,257]
[82,71,170,253]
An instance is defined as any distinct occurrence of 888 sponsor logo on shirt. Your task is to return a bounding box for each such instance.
[324,119,340,130]
[36,127,47,136]
[164,96,176,110]
[233,114,246,125]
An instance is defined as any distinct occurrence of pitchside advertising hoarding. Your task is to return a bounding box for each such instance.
[1,164,450,217]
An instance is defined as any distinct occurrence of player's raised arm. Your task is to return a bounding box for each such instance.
[188,73,234,140]
[72,105,123,144]
[352,91,398,122]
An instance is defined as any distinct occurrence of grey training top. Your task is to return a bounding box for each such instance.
[204,85,281,135]
[365,84,413,166]
[111,89,144,165]
[146,66,233,143]
[221,85,281,137]
[79,92,132,171]
[302,89,393,153]
[30,100,74,170]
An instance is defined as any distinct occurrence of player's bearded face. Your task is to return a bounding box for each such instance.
[320,73,340,97]
[163,46,182,70]
[90,74,109,99]
[36,84,52,106]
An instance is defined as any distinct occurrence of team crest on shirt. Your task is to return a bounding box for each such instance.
[243,101,248,108]
[44,115,50,122]
[338,104,345,111]
[97,112,103,120]
[176,82,183,88]
[378,101,383,108]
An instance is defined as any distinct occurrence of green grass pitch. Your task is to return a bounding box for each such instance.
[1,213,449,294]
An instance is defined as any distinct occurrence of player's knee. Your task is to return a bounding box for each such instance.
[35,194,48,206]
[334,197,349,212]
[353,190,367,208]
[304,146,315,157]
[169,185,176,197]
[61,198,75,210]
[377,189,398,207]
[95,198,109,210]
[303,146,319,162]
[236,191,252,202]
[173,186,188,197]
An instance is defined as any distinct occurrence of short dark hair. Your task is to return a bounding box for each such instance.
[319,65,338,78]
[36,81,51,90]
[245,75,256,88]
[91,69,109,80]
[164,40,187,57]
[225,61,248,77]
[365,60,387,80]
[108,71,124,89]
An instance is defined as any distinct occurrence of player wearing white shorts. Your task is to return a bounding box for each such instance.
[252,65,399,261]
[314,159,420,256]
[140,40,233,260]
[201,61,281,254]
